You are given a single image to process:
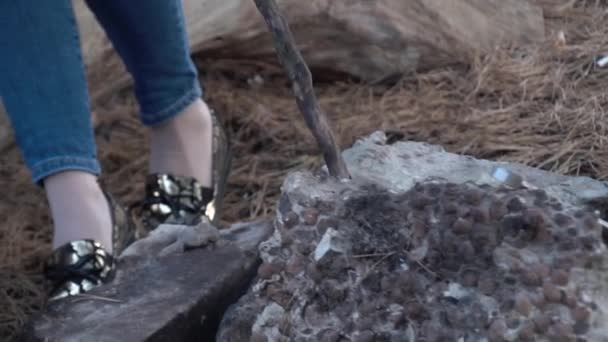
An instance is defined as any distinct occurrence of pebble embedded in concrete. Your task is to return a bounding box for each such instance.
[313,228,348,263]
[217,133,608,341]
[219,180,607,341]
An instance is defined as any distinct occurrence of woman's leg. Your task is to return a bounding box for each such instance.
[0,1,113,252]
[85,0,214,188]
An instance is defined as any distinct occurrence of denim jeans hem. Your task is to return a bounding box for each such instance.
[140,83,203,126]
[31,156,101,184]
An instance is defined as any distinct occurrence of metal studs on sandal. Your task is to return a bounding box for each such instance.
[139,174,215,230]
[43,191,136,302]
[43,239,114,301]
[137,108,232,234]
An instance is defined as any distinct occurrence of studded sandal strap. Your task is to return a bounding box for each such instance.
[139,174,216,232]
[44,239,114,301]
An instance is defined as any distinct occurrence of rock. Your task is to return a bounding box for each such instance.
[341,132,608,206]
[443,283,469,301]
[478,276,498,295]
[572,306,591,322]
[521,267,542,286]
[301,209,320,226]
[543,282,561,303]
[217,132,608,341]
[258,262,285,279]
[488,319,508,342]
[518,322,536,341]
[313,228,349,264]
[548,322,574,342]
[551,269,570,286]
[251,303,286,341]
[21,220,273,342]
[533,313,552,334]
[515,292,533,317]
[121,221,220,258]
[452,217,473,234]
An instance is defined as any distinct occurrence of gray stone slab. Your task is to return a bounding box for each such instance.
[218,132,608,341]
[339,131,608,205]
[22,220,273,342]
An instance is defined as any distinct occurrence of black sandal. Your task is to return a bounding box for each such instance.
[43,191,136,301]
[137,108,232,234]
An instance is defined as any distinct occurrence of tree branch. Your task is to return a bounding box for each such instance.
[252,0,351,179]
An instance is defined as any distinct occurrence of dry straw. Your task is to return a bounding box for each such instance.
[1,1,607,339]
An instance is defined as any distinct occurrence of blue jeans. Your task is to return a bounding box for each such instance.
[0,0,202,183]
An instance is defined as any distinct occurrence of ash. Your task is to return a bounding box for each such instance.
[221,182,606,342]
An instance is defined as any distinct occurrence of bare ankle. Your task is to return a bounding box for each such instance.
[187,99,213,129]
[45,171,113,253]
[148,98,214,187]
[156,98,212,133]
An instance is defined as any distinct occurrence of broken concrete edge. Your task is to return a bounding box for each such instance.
[278,131,608,279]
[20,219,273,342]
[146,219,275,342]
[146,248,264,342]
[291,131,608,251]
[313,131,608,208]
[217,132,608,340]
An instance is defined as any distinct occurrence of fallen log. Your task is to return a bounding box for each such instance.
[0,0,545,151]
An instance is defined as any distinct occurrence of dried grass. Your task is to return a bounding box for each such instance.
[2,2,608,339]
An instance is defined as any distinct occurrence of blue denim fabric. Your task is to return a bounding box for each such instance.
[0,0,202,183]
